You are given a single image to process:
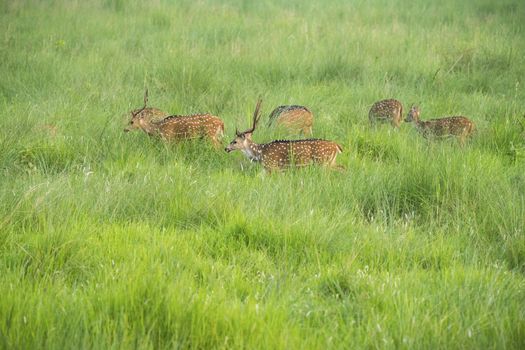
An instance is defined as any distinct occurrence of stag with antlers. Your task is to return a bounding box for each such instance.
[124,89,225,147]
[225,99,343,172]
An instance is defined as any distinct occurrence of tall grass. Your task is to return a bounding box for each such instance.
[1,0,524,348]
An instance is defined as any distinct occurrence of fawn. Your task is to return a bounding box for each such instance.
[267,105,314,136]
[369,99,404,128]
[124,89,225,147]
[225,100,343,172]
[405,105,475,145]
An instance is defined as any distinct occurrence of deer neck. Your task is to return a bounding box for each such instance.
[242,140,263,162]
[415,117,427,132]
[410,114,425,131]
[138,118,159,135]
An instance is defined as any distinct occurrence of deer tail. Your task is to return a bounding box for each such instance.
[469,121,476,135]
[217,121,225,137]
[336,144,343,153]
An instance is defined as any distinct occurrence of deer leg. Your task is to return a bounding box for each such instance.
[211,136,222,149]
[209,128,224,149]
[459,133,467,147]
[391,119,398,129]
[216,126,224,140]
[303,125,313,136]
[324,153,345,171]
[263,165,277,175]
[323,161,345,172]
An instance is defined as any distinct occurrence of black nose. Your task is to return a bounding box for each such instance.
[224,148,229,152]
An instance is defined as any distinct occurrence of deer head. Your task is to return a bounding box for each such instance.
[225,99,262,153]
[124,89,149,132]
[405,105,421,123]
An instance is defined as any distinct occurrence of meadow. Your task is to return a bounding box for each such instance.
[1,0,524,348]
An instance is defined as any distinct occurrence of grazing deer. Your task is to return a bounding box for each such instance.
[267,105,314,136]
[369,99,403,128]
[225,100,343,172]
[124,89,169,128]
[405,105,476,145]
[124,89,225,147]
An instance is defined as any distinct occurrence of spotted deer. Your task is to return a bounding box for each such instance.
[267,105,314,136]
[124,89,169,127]
[405,105,475,145]
[368,99,403,128]
[124,90,225,147]
[225,100,343,172]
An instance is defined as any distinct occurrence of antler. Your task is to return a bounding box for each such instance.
[143,88,149,109]
[244,99,262,134]
[131,88,149,118]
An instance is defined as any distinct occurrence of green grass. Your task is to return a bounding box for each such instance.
[1,0,525,348]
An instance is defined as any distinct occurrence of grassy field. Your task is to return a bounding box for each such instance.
[1,0,525,348]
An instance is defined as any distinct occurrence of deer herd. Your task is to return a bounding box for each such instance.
[125,90,476,172]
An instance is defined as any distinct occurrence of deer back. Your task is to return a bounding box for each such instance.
[155,114,224,141]
[268,105,313,134]
[369,99,403,127]
[260,139,342,170]
[421,116,475,137]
